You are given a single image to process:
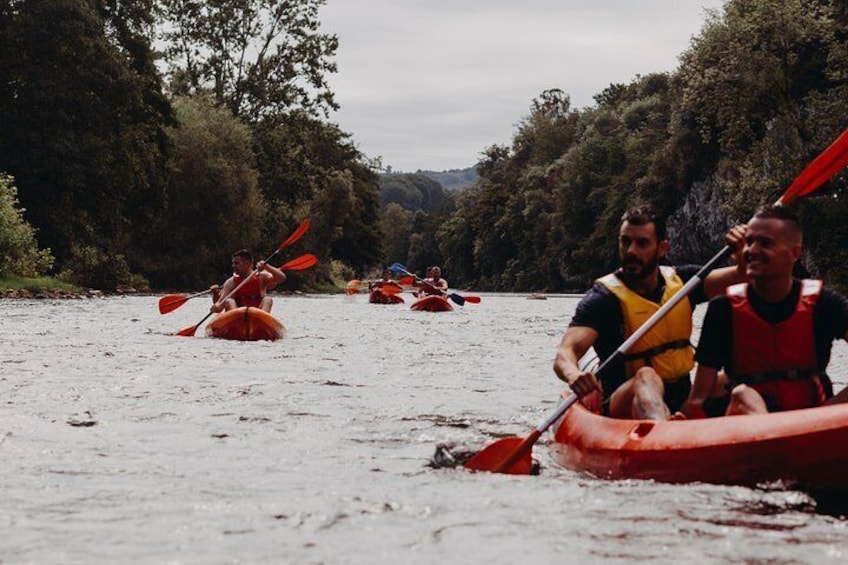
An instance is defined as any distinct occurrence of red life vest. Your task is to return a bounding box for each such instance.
[232,273,263,308]
[728,280,829,411]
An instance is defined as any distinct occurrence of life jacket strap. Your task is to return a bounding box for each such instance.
[622,339,692,364]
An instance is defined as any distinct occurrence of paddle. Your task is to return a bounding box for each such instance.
[159,253,317,314]
[465,125,848,474]
[388,263,481,305]
[345,276,414,295]
[176,219,311,337]
[158,289,212,315]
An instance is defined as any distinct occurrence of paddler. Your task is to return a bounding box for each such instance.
[368,268,401,303]
[210,249,286,313]
[681,205,848,417]
[553,204,747,420]
[417,266,449,297]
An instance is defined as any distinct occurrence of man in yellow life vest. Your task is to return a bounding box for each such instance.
[553,204,747,420]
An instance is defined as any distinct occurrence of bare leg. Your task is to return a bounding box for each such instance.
[609,368,669,420]
[725,384,768,415]
[222,298,238,312]
[260,296,273,313]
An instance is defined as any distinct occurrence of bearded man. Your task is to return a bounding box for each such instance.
[553,204,746,420]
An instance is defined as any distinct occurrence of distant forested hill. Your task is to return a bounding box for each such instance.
[415,167,478,191]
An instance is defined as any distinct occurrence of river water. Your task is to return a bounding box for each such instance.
[1,293,847,564]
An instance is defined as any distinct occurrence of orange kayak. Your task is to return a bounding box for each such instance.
[552,401,848,494]
[410,295,453,312]
[205,307,285,341]
[369,289,405,304]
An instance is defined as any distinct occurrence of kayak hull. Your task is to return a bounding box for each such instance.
[551,400,848,494]
[410,295,453,312]
[205,307,285,341]
[369,290,405,304]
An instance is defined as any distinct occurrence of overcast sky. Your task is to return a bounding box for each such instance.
[318,1,726,172]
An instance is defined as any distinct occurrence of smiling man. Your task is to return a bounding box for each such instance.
[553,204,746,420]
[682,205,848,417]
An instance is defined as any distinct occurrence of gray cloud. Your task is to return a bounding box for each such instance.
[320,1,725,171]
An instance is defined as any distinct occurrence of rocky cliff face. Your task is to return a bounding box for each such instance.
[667,176,737,265]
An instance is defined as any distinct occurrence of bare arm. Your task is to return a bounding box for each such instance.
[702,225,747,299]
[210,277,235,312]
[258,261,286,291]
[680,364,720,418]
[553,326,602,398]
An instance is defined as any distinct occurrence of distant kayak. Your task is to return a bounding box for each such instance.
[552,400,848,495]
[410,295,453,312]
[369,289,405,304]
[205,307,285,341]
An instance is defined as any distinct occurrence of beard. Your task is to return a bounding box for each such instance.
[618,251,660,283]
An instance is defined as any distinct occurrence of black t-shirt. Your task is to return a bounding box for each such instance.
[568,265,706,391]
[695,280,848,373]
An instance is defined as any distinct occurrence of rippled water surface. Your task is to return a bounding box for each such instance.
[1,294,847,564]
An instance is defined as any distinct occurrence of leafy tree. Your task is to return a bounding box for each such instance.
[135,95,267,289]
[0,0,173,281]
[159,0,338,122]
[380,203,412,265]
[0,173,53,277]
[379,173,446,213]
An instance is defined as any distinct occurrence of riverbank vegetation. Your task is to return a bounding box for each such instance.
[1,1,847,293]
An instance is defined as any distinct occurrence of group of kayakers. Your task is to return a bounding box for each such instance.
[554,203,848,421]
[368,265,449,299]
[203,202,848,421]
[206,253,452,313]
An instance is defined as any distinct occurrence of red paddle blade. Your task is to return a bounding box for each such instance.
[276,218,310,252]
[281,253,317,271]
[345,279,361,295]
[381,283,403,295]
[463,295,481,304]
[176,324,200,337]
[781,126,848,204]
[158,294,188,314]
[464,437,534,475]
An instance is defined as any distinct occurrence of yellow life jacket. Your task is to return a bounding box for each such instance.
[598,266,694,382]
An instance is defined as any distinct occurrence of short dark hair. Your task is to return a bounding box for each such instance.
[753,204,800,226]
[233,249,253,262]
[752,204,802,239]
[620,204,667,241]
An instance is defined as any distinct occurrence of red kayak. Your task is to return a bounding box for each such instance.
[369,289,405,304]
[552,400,848,494]
[410,294,453,312]
[205,307,285,341]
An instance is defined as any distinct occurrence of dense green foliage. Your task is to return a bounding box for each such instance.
[0,0,381,291]
[137,96,267,288]
[0,0,173,288]
[425,0,848,292]
[1,0,847,292]
[0,174,53,277]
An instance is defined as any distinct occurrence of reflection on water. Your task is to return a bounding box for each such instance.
[0,295,846,563]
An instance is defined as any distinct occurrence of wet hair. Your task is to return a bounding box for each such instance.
[620,204,667,241]
[233,249,253,262]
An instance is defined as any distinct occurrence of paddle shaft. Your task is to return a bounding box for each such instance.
[159,288,213,313]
